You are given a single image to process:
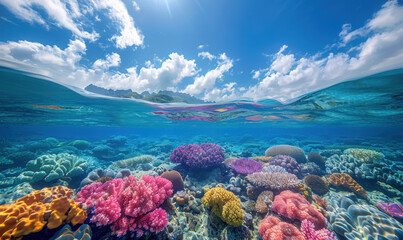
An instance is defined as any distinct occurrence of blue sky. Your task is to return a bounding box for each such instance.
[0,0,402,102]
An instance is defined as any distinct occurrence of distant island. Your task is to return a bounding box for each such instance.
[85,84,210,104]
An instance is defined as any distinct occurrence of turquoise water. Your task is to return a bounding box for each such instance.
[0,66,403,240]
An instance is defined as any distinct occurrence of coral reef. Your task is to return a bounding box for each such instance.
[377,202,403,218]
[300,219,335,240]
[50,224,91,240]
[201,187,244,227]
[304,175,328,195]
[247,172,300,191]
[161,170,184,192]
[343,148,384,162]
[110,155,154,170]
[324,192,403,240]
[80,168,116,187]
[328,173,368,198]
[255,190,273,214]
[258,216,305,240]
[268,155,302,176]
[271,190,326,229]
[265,145,307,163]
[262,165,287,173]
[251,156,274,163]
[76,175,173,237]
[230,158,262,175]
[0,186,86,240]
[308,152,326,169]
[170,143,225,168]
[17,153,87,184]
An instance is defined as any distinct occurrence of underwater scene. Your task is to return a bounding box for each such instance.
[1,0,403,240]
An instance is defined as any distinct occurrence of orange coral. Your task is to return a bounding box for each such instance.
[328,173,368,197]
[0,186,87,240]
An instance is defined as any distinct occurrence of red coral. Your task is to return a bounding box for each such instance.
[259,216,305,240]
[271,190,326,230]
[300,219,335,240]
[77,175,173,237]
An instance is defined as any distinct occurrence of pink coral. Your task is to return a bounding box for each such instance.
[259,216,305,240]
[77,175,173,237]
[271,190,326,230]
[300,220,335,240]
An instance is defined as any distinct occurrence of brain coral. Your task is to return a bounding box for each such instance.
[202,187,244,227]
[160,170,184,192]
[77,175,173,237]
[0,186,87,240]
[324,192,403,240]
[17,153,87,183]
[247,172,300,191]
[231,158,262,175]
[304,175,329,195]
[308,152,326,169]
[271,190,326,230]
[258,216,305,240]
[328,173,367,198]
[170,143,225,168]
[265,145,307,163]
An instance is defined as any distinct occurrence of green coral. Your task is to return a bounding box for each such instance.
[17,153,87,183]
[343,148,384,162]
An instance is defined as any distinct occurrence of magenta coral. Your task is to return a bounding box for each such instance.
[76,175,173,237]
[377,202,403,218]
[231,158,262,175]
[170,143,225,168]
[271,190,326,230]
[258,216,305,240]
[300,219,335,240]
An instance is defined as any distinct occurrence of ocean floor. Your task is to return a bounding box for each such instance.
[0,133,402,240]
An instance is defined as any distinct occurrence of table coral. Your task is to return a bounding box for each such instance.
[271,190,326,230]
[17,153,87,184]
[328,173,367,198]
[258,216,305,240]
[231,158,262,175]
[76,175,173,237]
[247,172,300,191]
[170,143,225,168]
[201,187,244,227]
[0,186,86,240]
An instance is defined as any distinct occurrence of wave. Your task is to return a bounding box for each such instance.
[0,66,402,127]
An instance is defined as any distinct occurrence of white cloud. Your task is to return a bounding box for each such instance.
[252,70,260,79]
[198,51,215,60]
[197,45,206,49]
[244,0,403,102]
[91,0,144,48]
[93,53,121,70]
[203,82,240,102]
[183,53,233,95]
[0,0,99,41]
[99,53,198,93]
[132,1,140,11]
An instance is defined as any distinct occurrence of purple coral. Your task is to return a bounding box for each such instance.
[377,202,403,218]
[170,143,225,168]
[300,219,335,240]
[231,158,262,175]
[269,155,302,177]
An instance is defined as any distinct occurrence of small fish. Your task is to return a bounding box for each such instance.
[31,105,63,110]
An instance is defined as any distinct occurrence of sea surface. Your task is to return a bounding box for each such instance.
[0,66,402,240]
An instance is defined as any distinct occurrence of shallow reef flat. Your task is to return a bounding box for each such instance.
[0,134,402,240]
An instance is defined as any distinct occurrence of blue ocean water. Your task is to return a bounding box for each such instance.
[0,66,403,240]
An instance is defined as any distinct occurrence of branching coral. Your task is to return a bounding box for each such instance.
[76,175,173,237]
[170,143,224,168]
[201,187,244,227]
[300,220,335,240]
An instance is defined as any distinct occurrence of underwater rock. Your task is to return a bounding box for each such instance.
[106,135,128,148]
[265,145,307,163]
[91,144,125,161]
[0,182,34,205]
[80,168,116,187]
[24,137,59,152]
[68,140,91,150]
[324,192,403,240]
[6,151,36,167]
[17,153,87,185]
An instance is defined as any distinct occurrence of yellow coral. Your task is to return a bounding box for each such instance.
[0,186,87,240]
[201,187,244,227]
[344,148,383,162]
